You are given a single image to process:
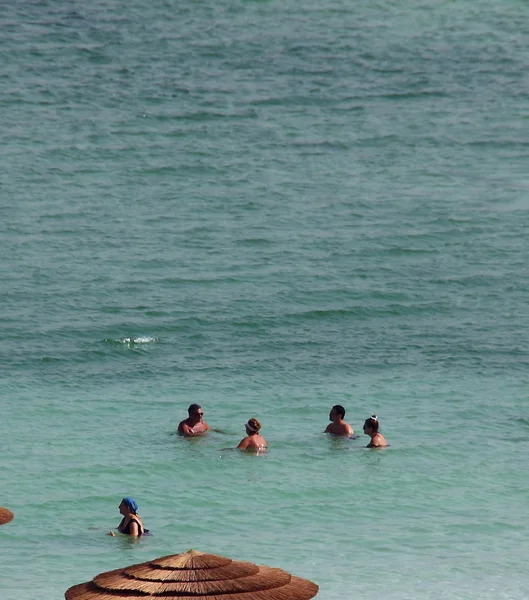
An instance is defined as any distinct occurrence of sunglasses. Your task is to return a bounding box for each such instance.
[195,412,204,417]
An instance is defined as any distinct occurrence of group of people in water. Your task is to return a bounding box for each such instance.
[177,404,271,451]
[324,405,388,448]
[2,404,388,540]
[177,403,389,450]
[106,403,388,537]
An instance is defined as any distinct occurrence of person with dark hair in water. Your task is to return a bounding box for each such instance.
[108,497,147,536]
[178,403,210,437]
[324,405,354,437]
[363,415,388,447]
[237,418,267,452]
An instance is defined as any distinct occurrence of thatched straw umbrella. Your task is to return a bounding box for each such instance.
[65,549,318,600]
[0,507,14,525]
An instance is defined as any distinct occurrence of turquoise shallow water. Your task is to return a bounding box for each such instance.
[1,0,529,598]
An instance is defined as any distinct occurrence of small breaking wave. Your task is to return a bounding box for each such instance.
[104,336,159,346]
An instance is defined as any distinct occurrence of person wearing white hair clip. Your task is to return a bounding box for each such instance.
[363,415,388,448]
[237,418,267,452]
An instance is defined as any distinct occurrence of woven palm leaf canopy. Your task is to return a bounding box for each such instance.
[0,506,14,525]
[65,549,318,600]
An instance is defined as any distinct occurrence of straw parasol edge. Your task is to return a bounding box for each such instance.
[0,506,14,525]
[65,549,319,600]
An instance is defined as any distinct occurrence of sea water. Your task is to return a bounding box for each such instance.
[1,0,529,598]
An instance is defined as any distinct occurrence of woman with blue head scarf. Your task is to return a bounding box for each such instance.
[108,497,147,536]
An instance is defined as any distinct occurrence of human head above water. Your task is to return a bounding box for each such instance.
[121,497,138,514]
[363,415,379,433]
[188,403,203,416]
[245,418,261,433]
[330,405,346,419]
